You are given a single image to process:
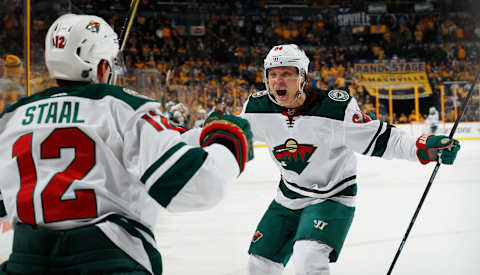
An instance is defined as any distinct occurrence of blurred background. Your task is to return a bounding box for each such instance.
[0,0,479,131]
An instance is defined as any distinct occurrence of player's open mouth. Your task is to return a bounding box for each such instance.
[276,89,287,96]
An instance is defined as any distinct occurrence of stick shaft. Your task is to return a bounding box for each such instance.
[119,0,141,52]
[447,72,480,138]
[387,69,480,275]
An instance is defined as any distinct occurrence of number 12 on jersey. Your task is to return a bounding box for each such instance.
[12,127,98,225]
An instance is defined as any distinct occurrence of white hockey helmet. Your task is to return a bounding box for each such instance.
[429,106,437,114]
[45,14,122,84]
[263,44,310,94]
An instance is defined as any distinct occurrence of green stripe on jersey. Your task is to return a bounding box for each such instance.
[244,89,352,121]
[279,180,308,199]
[148,147,208,208]
[0,84,154,118]
[100,213,155,239]
[371,124,394,157]
[279,178,357,199]
[103,214,162,274]
[362,121,383,155]
[140,142,187,184]
[336,184,357,196]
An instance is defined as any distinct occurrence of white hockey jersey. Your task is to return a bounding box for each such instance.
[425,110,440,127]
[240,89,418,210]
[0,84,239,273]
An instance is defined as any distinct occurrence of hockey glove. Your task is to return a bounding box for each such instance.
[416,134,460,165]
[200,114,254,173]
[203,111,222,126]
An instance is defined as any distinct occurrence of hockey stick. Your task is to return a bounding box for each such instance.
[109,0,140,85]
[118,0,141,52]
[387,69,480,275]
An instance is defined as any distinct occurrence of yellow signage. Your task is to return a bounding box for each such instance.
[355,61,432,99]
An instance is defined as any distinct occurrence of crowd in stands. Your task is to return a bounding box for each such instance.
[0,0,479,128]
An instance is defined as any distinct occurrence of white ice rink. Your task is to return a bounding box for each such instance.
[1,141,479,275]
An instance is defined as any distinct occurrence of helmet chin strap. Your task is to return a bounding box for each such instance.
[290,76,306,107]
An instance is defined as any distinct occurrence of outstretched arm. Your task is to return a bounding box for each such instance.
[123,107,253,213]
[342,98,460,165]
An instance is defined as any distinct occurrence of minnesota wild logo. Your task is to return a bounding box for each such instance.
[328,89,349,102]
[85,21,100,33]
[272,139,317,174]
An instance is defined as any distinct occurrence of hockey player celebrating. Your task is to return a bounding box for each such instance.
[242,44,460,275]
[0,14,252,274]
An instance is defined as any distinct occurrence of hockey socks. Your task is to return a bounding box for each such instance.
[200,114,253,173]
[416,134,460,165]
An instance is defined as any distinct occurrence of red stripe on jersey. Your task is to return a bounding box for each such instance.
[161,116,175,130]
[142,114,165,131]
[143,112,185,133]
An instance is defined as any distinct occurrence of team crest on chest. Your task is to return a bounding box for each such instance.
[328,89,349,102]
[272,139,317,174]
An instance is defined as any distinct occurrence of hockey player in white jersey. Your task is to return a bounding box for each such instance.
[0,14,253,274]
[243,44,460,275]
[425,106,440,134]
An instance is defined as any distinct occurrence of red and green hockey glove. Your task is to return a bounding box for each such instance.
[416,134,460,165]
[203,111,222,126]
[200,114,254,173]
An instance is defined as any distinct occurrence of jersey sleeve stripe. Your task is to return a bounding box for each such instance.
[141,114,166,132]
[362,120,384,155]
[148,147,208,208]
[140,142,187,184]
[143,145,191,191]
[371,124,394,157]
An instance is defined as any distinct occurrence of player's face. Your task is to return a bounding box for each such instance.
[267,66,302,108]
